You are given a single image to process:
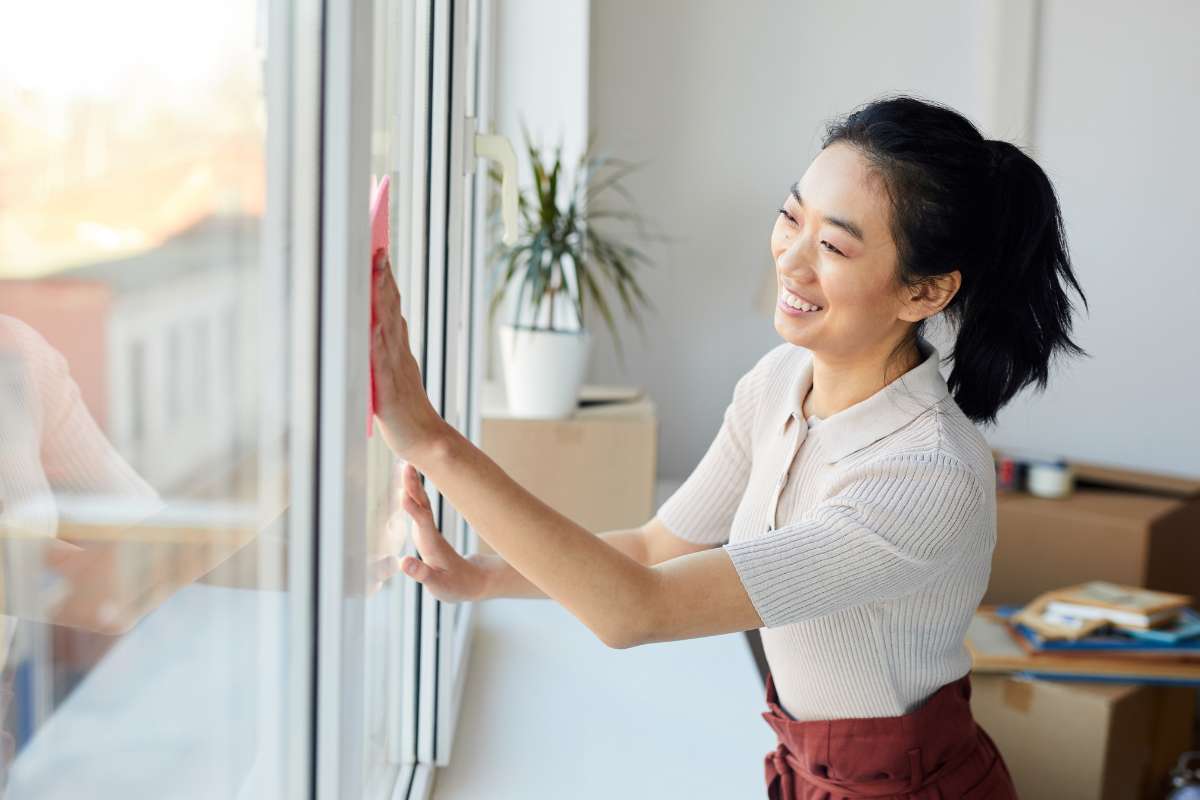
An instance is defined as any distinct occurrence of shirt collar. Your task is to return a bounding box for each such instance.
[777,335,950,464]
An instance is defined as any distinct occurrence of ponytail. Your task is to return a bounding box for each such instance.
[823,96,1090,426]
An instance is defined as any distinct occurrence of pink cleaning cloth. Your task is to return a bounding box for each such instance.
[368,173,390,438]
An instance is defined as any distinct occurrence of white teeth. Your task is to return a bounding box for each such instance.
[781,291,821,312]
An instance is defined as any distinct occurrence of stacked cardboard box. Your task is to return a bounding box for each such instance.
[975,453,1200,798]
[971,674,1193,800]
[984,454,1200,606]
[477,381,657,554]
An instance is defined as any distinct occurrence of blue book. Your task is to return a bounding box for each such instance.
[1012,670,1200,687]
[1121,607,1200,643]
[995,605,1200,652]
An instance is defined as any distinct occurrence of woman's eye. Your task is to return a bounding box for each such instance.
[777,209,844,256]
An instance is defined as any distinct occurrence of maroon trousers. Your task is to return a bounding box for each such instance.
[760,671,1019,799]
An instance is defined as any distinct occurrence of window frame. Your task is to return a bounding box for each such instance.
[313,0,486,795]
[314,0,375,796]
[270,0,323,797]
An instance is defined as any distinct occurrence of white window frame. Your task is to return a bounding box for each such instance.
[314,0,375,796]
[314,0,491,795]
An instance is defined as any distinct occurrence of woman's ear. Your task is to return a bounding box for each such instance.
[902,270,961,321]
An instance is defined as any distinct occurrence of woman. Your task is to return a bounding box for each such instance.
[370,94,1088,798]
[0,314,168,787]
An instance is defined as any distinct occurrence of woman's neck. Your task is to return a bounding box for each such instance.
[804,341,923,420]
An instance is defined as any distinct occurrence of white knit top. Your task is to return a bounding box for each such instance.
[654,335,996,721]
[0,315,163,661]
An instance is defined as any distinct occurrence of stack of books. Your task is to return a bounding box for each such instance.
[1013,582,1194,639]
[967,582,1200,684]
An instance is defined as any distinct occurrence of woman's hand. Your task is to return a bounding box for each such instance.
[396,462,490,603]
[371,251,448,461]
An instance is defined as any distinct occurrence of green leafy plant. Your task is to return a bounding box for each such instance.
[485,124,665,366]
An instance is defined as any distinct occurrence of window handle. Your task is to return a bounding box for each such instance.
[465,117,518,246]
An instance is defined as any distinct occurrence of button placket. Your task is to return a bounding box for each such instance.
[766,415,804,532]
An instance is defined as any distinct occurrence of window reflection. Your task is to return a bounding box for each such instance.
[0,0,431,793]
[0,1,294,796]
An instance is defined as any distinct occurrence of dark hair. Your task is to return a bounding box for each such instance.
[821,94,1089,427]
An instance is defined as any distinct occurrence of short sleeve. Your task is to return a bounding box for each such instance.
[9,319,163,504]
[654,345,788,545]
[722,452,987,628]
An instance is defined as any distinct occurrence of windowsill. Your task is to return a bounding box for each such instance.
[432,478,775,798]
[433,577,774,797]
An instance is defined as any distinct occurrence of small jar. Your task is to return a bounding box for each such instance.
[1026,459,1074,499]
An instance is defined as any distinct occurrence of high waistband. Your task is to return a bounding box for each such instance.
[762,671,983,799]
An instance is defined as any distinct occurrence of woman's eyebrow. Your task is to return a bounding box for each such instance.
[790,181,866,244]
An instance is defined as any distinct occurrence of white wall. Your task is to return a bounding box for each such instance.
[487,0,1200,482]
[586,0,983,479]
[990,0,1200,477]
[485,0,590,383]
[584,0,1200,481]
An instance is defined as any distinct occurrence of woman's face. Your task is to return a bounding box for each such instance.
[771,142,916,361]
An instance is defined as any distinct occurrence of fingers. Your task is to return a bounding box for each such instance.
[397,463,458,574]
[402,493,448,564]
[400,491,434,528]
[395,533,471,603]
[372,255,409,349]
[365,461,442,597]
[401,462,430,509]
[399,555,448,589]
[372,255,400,324]
[371,320,393,395]
[371,258,392,351]
[370,261,414,400]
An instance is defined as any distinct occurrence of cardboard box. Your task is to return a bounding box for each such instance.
[985,453,1200,606]
[970,673,1195,800]
[477,381,657,554]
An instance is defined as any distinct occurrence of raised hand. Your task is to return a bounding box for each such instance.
[397,462,490,603]
[370,253,449,461]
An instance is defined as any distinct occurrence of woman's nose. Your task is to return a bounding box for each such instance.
[777,235,817,275]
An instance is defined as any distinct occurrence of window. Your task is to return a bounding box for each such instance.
[0,1,493,796]
[0,1,316,795]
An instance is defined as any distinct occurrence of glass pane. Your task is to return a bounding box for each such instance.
[364,0,418,786]
[0,2,310,796]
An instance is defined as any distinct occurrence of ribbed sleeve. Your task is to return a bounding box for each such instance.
[654,345,787,545]
[723,452,986,628]
[38,343,162,501]
[0,315,163,505]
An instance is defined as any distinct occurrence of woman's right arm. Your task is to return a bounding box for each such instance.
[409,346,786,603]
[398,462,697,602]
[472,519,713,600]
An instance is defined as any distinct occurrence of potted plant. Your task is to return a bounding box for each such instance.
[485,126,662,418]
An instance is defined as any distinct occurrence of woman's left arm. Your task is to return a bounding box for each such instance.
[371,254,765,648]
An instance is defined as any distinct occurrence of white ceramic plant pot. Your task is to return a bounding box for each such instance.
[498,324,593,418]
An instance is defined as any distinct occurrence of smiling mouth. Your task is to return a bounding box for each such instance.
[778,296,824,316]
[778,287,824,313]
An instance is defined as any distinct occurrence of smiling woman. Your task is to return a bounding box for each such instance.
[368,93,1088,799]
